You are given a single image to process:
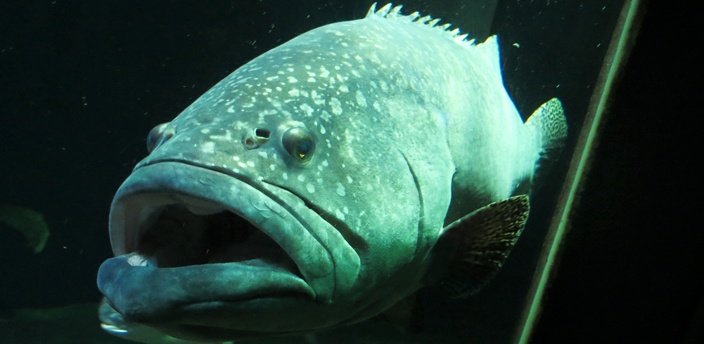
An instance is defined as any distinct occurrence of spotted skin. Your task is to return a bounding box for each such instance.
[98,3,566,342]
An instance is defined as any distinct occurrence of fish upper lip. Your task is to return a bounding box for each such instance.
[107,161,336,305]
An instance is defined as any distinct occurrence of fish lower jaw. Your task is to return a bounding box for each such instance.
[97,253,317,333]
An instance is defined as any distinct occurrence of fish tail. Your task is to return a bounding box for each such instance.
[525,98,568,188]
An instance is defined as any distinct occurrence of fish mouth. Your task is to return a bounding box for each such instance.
[127,199,301,273]
[98,161,336,337]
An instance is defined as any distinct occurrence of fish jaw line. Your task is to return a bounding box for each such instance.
[107,161,335,305]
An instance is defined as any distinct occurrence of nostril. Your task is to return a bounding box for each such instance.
[146,123,175,153]
[255,128,271,139]
[244,128,271,149]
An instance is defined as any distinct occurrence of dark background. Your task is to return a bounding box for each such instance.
[532,1,703,343]
[0,0,699,343]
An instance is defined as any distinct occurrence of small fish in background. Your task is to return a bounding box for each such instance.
[0,204,50,254]
[98,2,566,343]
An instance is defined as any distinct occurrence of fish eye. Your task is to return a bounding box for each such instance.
[282,127,315,163]
[146,122,175,153]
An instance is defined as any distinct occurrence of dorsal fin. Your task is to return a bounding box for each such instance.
[365,3,501,76]
[365,3,484,48]
[526,98,568,192]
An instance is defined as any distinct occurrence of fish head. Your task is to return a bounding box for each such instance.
[98,24,451,341]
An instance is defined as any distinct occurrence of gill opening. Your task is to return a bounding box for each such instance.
[397,149,425,258]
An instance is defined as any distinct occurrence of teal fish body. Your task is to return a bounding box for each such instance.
[98,3,566,342]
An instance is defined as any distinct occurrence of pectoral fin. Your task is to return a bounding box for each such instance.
[432,195,530,299]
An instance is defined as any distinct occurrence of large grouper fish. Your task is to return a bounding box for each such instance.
[97,3,567,343]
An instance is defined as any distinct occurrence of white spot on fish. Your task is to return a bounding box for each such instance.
[346,175,353,183]
[320,125,326,134]
[330,97,342,115]
[209,131,233,141]
[266,76,279,81]
[322,160,329,167]
[233,156,240,161]
[287,76,298,83]
[297,174,305,182]
[336,183,346,197]
[335,209,345,220]
[268,97,282,108]
[306,183,315,193]
[200,128,210,134]
[311,90,325,105]
[355,90,367,107]
[238,162,247,168]
[201,142,215,153]
[339,85,349,93]
[247,161,255,167]
[319,66,330,78]
[300,103,314,116]
[320,110,331,122]
[289,88,300,97]
[269,164,276,171]
[227,106,235,113]
[307,77,316,83]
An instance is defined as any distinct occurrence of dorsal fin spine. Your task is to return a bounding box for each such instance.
[377,3,392,16]
[365,3,378,17]
[388,4,403,17]
[365,2,490,52]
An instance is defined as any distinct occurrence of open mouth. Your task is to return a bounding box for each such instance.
[98,161,338,326]
[96,160,367,340]
[132,199,301,276]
